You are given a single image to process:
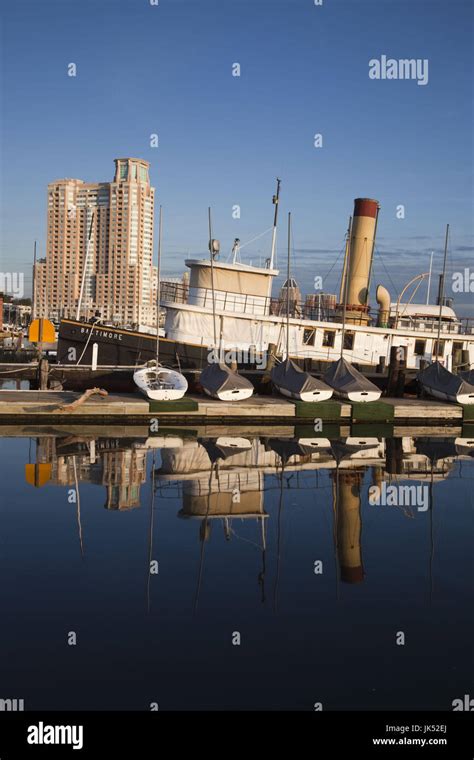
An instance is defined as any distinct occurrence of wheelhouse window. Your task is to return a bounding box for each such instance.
[303,328,316,346]
[414,339,426,356]
[432,339,445,357]
[322,330,335,348]
[343,332,354,350]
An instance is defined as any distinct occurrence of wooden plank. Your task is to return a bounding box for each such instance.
[382,397,463,420]
[461,423,474,439]
[149,398,199,413]
[197,395,293,418]
[351,422,394,438]
[351,401,394,422]
[463,406,474,421]
[292,400,344,420]
[293,423,342,439]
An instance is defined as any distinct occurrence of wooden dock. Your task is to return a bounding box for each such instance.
[0,390,471,427]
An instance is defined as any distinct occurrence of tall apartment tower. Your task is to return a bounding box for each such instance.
[36,158,155,326]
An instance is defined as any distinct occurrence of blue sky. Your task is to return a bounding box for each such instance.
[1,0,473,309]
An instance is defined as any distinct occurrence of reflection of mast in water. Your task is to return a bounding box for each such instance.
[266,439,299,613]
[332,469,364,585]
[175,438,267,610]
[193,462,214,613]
[72,455,84,558]
[146,450,156,614]
[273,455,285,613]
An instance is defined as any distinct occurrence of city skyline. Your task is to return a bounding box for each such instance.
[1,0,473,310]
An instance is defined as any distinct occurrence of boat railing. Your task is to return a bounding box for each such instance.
[160,283,474,335]
[160,283,368,323]
[391,314,474,335]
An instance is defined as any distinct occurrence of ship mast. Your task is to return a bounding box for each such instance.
[340,216,353,359]
[155,206,163,364]
[269,178,281,269]
[435,224,449,361]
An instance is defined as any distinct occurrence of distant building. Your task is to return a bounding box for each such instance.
[36,158,156,326]
[275,277,302,317]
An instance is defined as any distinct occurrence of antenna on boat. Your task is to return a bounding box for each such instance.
[231,238,240,265]
[269,178,281,269]
[155,206,163,366]
[435,224,449,362]
[76,212,95,321]
[208,207,218,350]
[286,212,291,360]
[340,216,353,359]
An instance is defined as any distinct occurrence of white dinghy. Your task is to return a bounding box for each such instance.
[272,358,333,402]
[200,362,254,402]
[134,362,188,401]
[324,357,381,403]
[133,206,188,401]
[418,361,474,405]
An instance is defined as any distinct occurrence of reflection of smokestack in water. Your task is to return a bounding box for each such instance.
[340,198,379,326]
[334,471,364,583]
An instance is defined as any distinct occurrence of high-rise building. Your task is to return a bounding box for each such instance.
[35,158,156,326]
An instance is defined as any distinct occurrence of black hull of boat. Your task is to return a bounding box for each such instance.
[58,319,208,370]
[56,319,394,393]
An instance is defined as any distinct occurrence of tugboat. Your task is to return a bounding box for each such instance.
[57,187,474,376]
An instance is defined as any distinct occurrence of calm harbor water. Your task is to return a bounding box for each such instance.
[0,429,472,711]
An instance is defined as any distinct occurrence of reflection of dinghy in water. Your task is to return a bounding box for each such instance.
[323,357,381,403]
[271,359,333,402]
[418,362,474,405]
[200,436,252,461]
[415,437,457,462]
[294,437,331,450]
[455,437,474,456]
[330,437,382,462]
[199,363,254,401]
[133,362,188,401]
[267,438,330,460]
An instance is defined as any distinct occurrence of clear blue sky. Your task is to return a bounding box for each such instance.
[1,0,473,309]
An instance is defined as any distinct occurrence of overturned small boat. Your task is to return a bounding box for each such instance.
[323,357,381,403]
[133,361,188,401]
[199,362,254,402]
[417,361,474,405]
[271,358,333,402]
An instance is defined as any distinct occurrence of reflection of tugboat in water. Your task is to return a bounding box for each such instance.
[57,188,474,375]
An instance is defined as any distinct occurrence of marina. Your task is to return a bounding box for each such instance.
[1,0,472,744]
